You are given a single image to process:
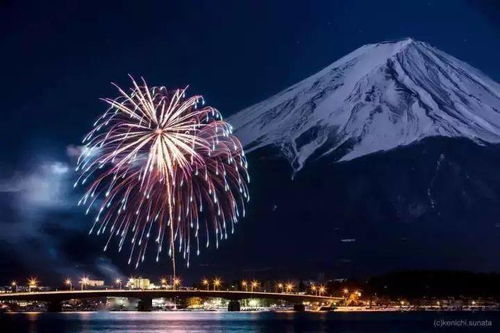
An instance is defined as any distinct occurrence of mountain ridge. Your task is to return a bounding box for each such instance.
[229,38,500,171]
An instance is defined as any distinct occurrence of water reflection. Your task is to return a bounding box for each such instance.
[1,311,499,333]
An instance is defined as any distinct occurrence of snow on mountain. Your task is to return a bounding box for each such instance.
[229,38,500,171]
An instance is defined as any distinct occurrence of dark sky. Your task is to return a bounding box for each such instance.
[0,0,499,283]
[1,0,499,166]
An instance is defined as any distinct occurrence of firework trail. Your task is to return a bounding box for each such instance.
[75,77,250,276]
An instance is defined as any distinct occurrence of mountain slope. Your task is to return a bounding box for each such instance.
[205,136,500,277]
[229,38,500,171]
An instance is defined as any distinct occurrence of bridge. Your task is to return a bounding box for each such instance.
[0,289,342,312]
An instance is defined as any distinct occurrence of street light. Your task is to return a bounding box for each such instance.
[65,279,73,291]
[311,285,317,295]
[278,283,284,293]
[161,278,167,289]
[202,279,209,290]
[241,280,248,292]
[251,280,258,292]
[173,278,181,290]
[285,283,293,293]
[213,278,221,291]
[28,278,38,292]
[319,286,326,296]
[11,281,17,293]
[80,277,89,290]
[115,279,122,289]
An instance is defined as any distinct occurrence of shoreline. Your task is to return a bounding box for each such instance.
[3,308,500,314]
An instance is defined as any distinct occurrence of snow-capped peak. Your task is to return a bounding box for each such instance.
[229,38,500,171]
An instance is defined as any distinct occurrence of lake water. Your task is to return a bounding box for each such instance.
[1,311,499,332]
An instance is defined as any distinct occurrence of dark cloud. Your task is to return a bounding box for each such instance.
[0,151,124,282]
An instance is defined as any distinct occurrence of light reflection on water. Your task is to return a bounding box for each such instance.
[1,311,499,333]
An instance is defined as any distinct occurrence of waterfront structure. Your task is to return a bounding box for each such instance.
[126,278,151,290]
[0,289,339,312]
[86,280,104,288]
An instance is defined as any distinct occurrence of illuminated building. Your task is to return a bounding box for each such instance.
[126,277,151,289]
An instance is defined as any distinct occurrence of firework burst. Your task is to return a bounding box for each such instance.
[75,77,250,274]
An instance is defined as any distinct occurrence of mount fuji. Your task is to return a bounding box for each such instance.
[229,38,500,172]
[213,39,500,276]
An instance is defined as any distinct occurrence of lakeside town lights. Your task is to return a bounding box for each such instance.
[9,275,337,298]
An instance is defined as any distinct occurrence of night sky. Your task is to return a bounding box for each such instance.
[0,0,499,283]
